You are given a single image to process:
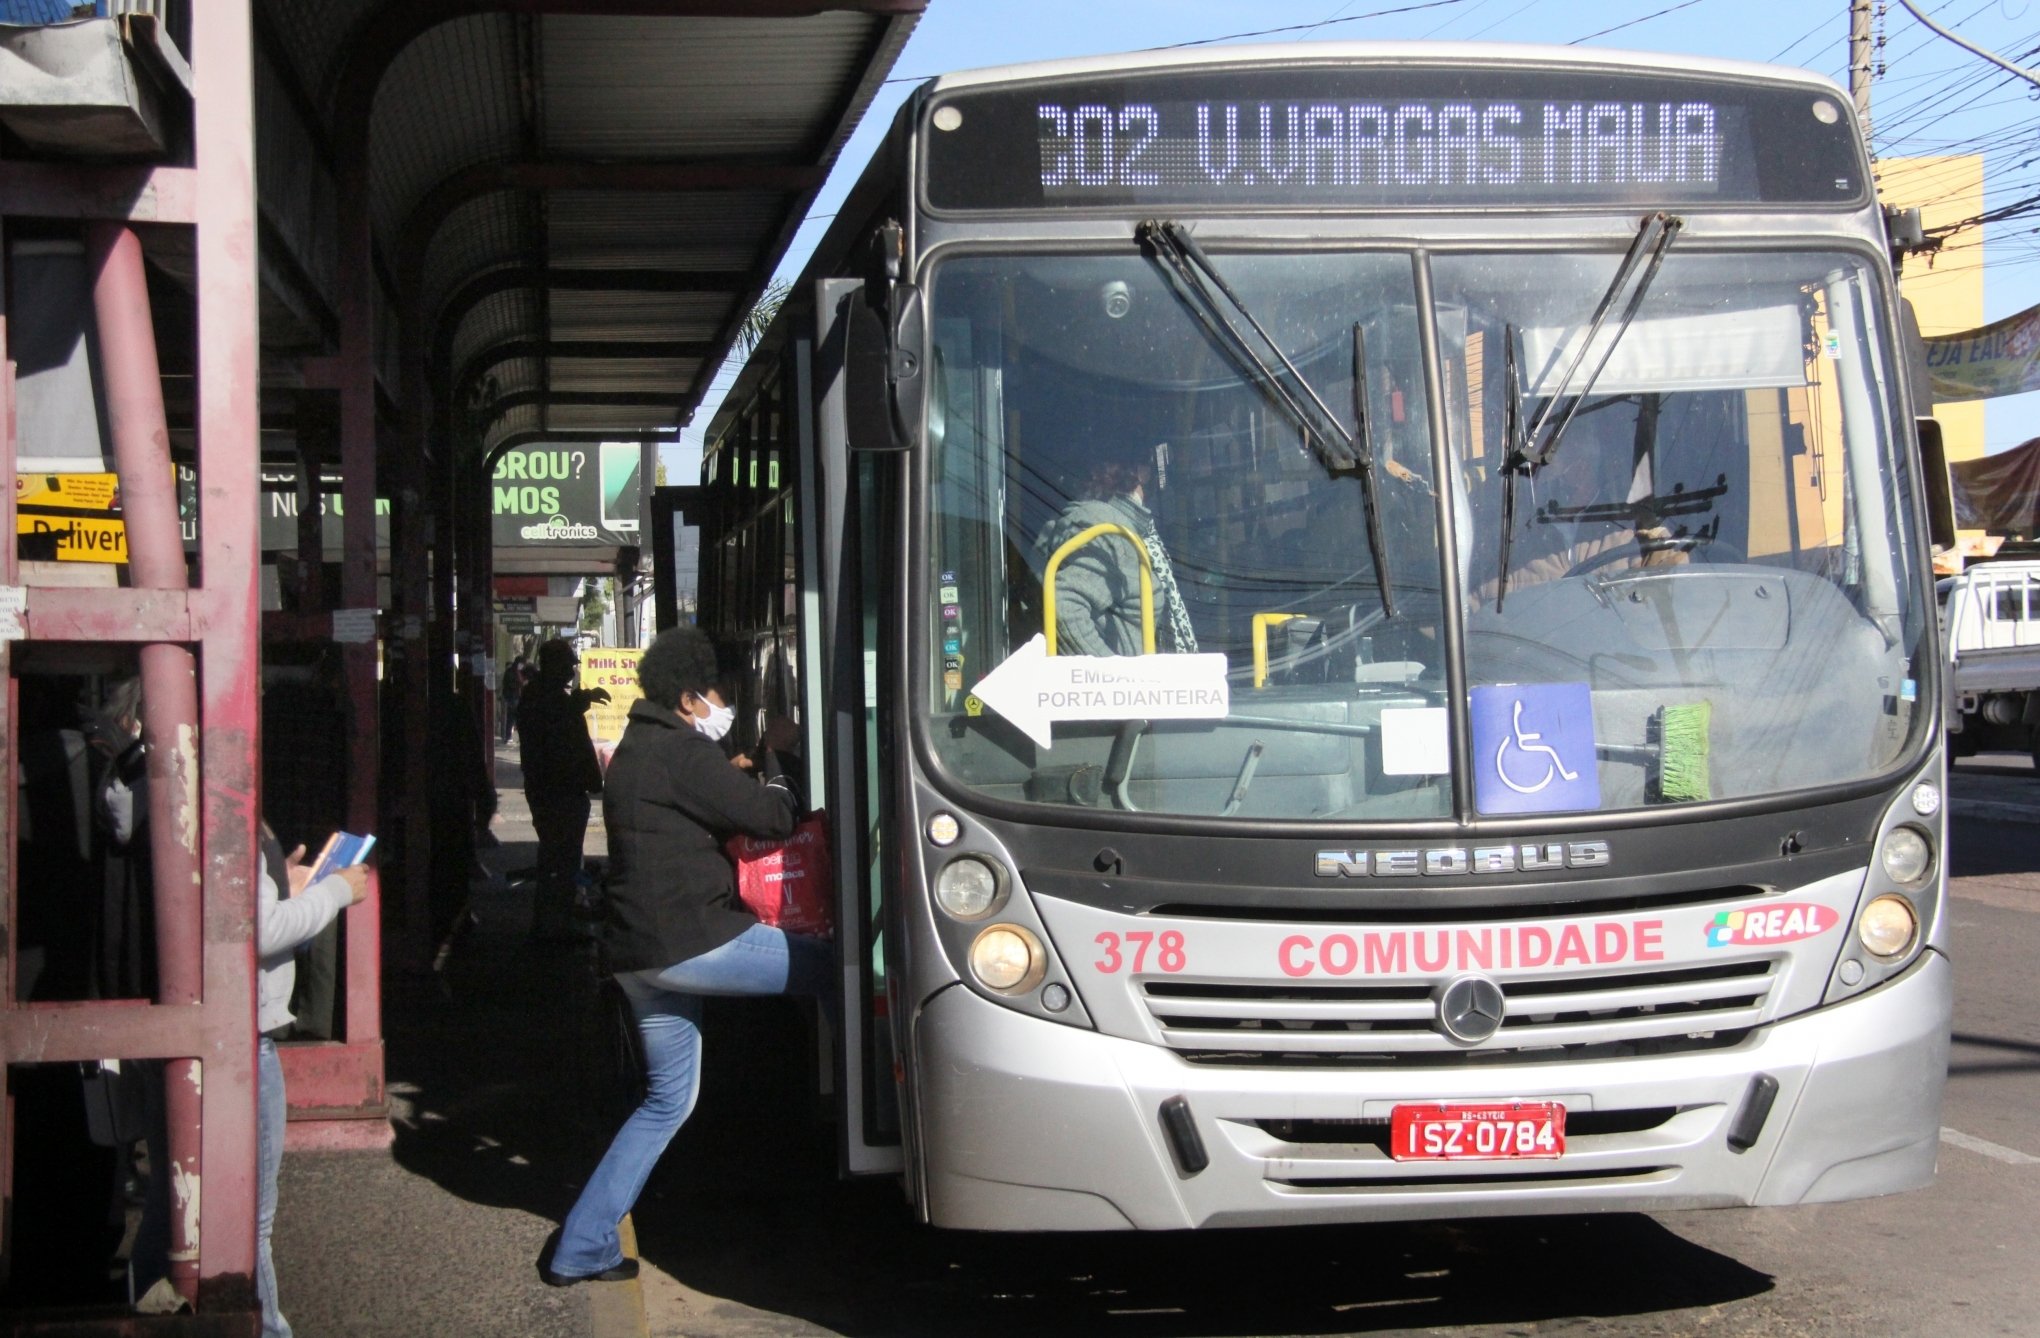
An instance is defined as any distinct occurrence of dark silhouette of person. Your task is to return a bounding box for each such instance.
[499,654,527,743]
[515,638,608,939]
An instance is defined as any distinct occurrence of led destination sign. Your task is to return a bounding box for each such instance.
[925,67,1865,210]
[1036,98,1724,197]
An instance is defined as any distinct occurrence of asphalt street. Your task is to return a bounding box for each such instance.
[271,750,2039,1338]
[628,755,2040,1338]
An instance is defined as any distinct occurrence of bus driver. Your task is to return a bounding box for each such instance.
[1032,439,1198,657]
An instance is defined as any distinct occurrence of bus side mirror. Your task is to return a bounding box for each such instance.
[1916,417,1957,551]
[887,282,926,447]
[842,292,906,454]
[844,220,924,454]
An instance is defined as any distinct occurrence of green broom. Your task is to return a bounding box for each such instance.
[1654,701,1713,802]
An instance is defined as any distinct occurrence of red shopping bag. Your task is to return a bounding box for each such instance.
[727,811,835,939]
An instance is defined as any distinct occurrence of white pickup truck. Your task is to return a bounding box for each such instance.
[1941,559,2040,767]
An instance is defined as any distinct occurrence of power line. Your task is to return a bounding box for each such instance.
[1565,0,1705,46]
[1420,0,1504,38]
[1770,14,1834,64]
[1865,7,2033,140]
[1161,0,1474,49]
[1289,0,1363,41]
[1464,0,1551,40]
[1896,0,2040,88]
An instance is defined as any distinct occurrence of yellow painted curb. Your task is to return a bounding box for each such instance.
[585,1212,650,1338]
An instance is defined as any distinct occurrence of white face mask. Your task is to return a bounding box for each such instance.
[695,699,735,742]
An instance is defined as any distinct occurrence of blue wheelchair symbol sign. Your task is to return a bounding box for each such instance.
[1470,682,1601,814]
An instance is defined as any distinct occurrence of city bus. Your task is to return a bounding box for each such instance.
[692,42,1956,1230]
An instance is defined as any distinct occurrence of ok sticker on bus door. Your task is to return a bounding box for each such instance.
[1470,682,1600,815]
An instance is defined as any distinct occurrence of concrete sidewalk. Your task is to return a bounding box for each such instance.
[270,743,647,1338]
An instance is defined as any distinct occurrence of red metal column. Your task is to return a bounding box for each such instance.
[286,151,392,1138]
[183,1,263,1308]
[280,369,385,1143]
[189,3,266,1308]
[336,175,380,848]
[395,309,437,971]
[396,455,434,970]
[86,220,211,1306]
[1,294,17,1292]
[0,2,264,1320]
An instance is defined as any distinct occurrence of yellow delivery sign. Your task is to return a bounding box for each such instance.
[16,472,130,564]
[17,472,121,511]
[18,514,130,563]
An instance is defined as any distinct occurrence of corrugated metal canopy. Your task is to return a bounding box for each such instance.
[254,0,921,457]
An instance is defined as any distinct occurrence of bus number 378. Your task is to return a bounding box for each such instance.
[1094,930,1188,974]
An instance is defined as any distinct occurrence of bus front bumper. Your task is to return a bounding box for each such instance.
[910,949,1950,1231]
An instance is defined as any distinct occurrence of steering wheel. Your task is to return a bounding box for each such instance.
[1564,531,1746,579]
[1563,538,1644,579]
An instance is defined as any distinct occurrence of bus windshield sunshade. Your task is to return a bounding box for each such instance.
[1495,211,1681,610]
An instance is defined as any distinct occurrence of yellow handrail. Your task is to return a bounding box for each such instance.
[1251,612,1303,688]
[1042,523,1156,656]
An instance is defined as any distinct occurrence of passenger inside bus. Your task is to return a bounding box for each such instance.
[1031,437,1199,656]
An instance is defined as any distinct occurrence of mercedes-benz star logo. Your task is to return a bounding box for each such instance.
[1436,975,1507,1045]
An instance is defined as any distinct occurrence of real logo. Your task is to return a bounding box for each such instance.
[1704,903,1838,949]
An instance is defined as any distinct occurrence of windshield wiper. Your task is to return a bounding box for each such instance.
[1495,212,1682,610]
[1496,323,1527,607]
[1138,218,1395,616]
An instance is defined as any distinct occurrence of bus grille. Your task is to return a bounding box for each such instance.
[1143,960,1774,1066]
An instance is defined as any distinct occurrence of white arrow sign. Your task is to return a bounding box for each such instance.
[971,634,1230,749]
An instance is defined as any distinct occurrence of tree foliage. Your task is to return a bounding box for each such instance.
[737,278,792,356]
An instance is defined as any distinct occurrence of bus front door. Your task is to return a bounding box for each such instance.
[815,278,910,1179]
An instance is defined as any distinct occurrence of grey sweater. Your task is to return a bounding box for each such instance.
[1033,495,1197,657]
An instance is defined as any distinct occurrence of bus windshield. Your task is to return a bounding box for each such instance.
[922,245,1928,820]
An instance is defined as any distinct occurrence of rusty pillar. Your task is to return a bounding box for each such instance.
[441,380,492,775]
[86,220,209,1306]
[189,2,266,1305]
[283,115,393,1144]
[1,299,18,1292]
[294,391,337,613]
[336,159,380,842]
[386,300,436,971]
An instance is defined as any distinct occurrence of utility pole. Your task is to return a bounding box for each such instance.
[1850,0,1875,141]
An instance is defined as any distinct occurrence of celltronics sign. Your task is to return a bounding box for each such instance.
[1315,840,1609,878]
[490,443,643,548]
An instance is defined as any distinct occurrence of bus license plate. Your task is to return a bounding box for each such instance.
[1391,1102,1566,1161]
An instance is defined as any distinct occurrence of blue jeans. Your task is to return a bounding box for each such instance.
[551,923,832,1277]
[256,1037,292,1338]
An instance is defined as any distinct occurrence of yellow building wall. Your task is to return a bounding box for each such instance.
[1876,155,1986,462]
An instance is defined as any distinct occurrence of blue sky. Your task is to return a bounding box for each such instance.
[670,0,2040,471]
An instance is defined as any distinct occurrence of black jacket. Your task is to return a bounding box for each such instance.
[597,697,797,971]
[515,673,603,799]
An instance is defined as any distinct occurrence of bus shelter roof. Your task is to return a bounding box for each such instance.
[242,1,921,459]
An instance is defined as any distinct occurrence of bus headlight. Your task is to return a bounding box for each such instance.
[1879,826,1933,885]
[970,925,1045,994]
[936,856,1002,919]
[1858,894,1918,958]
